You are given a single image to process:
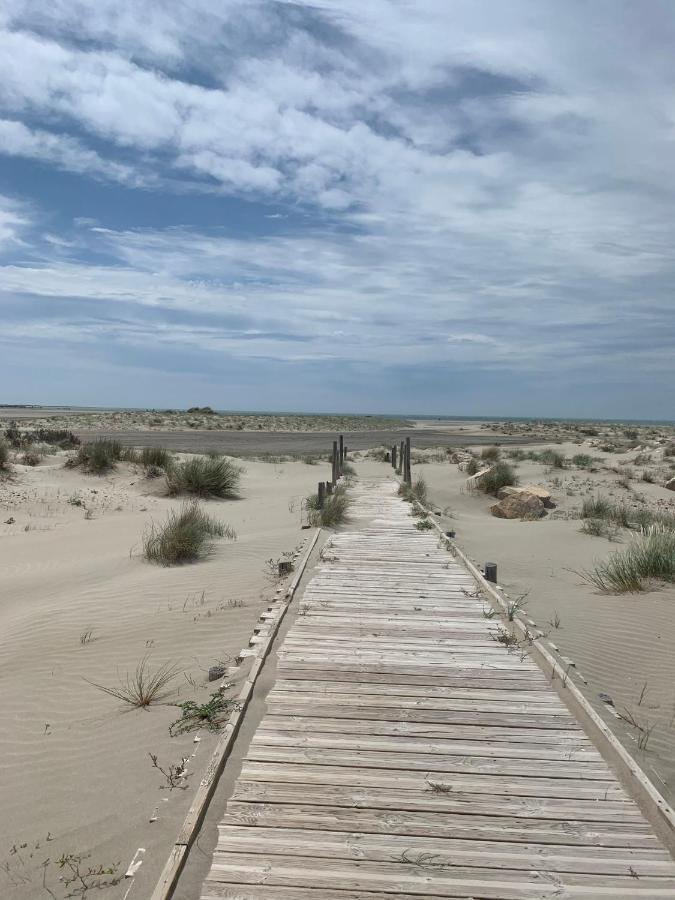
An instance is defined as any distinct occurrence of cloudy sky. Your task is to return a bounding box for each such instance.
[1,1,674,418]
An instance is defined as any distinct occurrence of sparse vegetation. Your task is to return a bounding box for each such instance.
[572,453,594,468]
[166,455,242,498]
[149,752,190,789]
[415,517,434,530]
[86,656,182,707]
[140,446,173,470]
[307,485,350,527]
[143,501,235,565]
[0,438,10,472]
[480,445,501,462]
[475,462,517,496]
[464,457,480,476]
[581,518,620,540]
[169,687,235,735]
[20,445,43,466]
[398,476,428,504]
[56,853,121,895]
[68,439,124,474]
[581,525,675,593]
[538,448,566,469]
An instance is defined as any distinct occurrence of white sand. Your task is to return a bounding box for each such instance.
[0,452,323,898]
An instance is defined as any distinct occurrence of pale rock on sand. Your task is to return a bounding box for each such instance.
[497,484,555,508]
[490,491,546,519]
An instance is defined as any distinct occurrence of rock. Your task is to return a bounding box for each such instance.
[666,478,675,492]
[490,492,545,520]
[208,664,227,682]
[497,484,555,508]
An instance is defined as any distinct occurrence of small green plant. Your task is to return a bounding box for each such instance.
[80,629,95,645]
[506,592,528,620]
[86,656,182,708]
[415,517,434,530]
[398,476,428,504]
[169,687,235,735]
[492,626,518,647]
[20,445,43,466]
[581,518,619,540]
[166,456,242,498]
[476,462,517,496]
[143,501,235,565]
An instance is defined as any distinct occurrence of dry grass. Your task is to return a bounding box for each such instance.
[143,501,236,565]
[581,525,675,593]
[166,455,242,498]
[86,656,182,707]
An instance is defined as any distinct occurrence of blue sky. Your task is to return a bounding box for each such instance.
[1,1,674,418]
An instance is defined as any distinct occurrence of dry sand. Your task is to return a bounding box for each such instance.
[0,451,323,899]
[356,434,675,809]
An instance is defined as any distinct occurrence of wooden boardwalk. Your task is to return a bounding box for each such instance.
[199,479,675,899]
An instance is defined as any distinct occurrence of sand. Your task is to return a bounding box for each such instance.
[0,451,322,899]
[355,437,675,810]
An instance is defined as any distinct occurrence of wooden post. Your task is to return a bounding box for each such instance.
[317,482,325,509]
[339,434,344,470]
[332,440,338,484]
[399,441,405,475]
[405,436,412,485]
[485,562,498,583]
[391,445,397,469]
[344,445,348,459]
[326,481,333,495]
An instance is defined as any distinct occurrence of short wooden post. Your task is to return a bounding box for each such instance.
[339,434,344,470]
[399,441,405,475]
[326,481,333,495]
[317,481,325,509]
[344,445,348,458]
[485,562,498,583]
[391,445,397,469]
[278,560,293,576]
[405,436,411,485]
[332,440,338,484]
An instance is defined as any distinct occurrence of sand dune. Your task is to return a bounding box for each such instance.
[0,453,322,898]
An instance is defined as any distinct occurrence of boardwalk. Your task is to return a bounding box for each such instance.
[199,479,675,899]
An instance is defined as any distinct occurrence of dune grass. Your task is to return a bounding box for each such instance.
[464,457,480,475]
[140,446,173,470]
[480,445,501,462]
[68,439,124,473]
[538,448,567,469]
[166,456,242,499]
[398,475,428,505]
[307,485,350,527]
[0,438,10,471]
[476,462,518,496]
[21,445,44,466]
[581,526,675,592]
[87,656,182,707]
[572,453,594,468]
[143,501,236,565]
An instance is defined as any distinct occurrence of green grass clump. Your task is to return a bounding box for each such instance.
[580,518,619,540]
[307,485,350,527]
[398,476,428,504]
[87,656,182,707]
[415,517,434,530]
[170,689,235,735]
[69,439,124,473]
[572,453,594,468]
[581,496,629,527]
[538,449,566,468]
[21,445,43,466]
[143,501,236,565]
[581,526,675,593]
[140,446,173,470]
[166,456,242,498]
[476,462,518,496]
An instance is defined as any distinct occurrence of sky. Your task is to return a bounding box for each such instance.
[1,1,674,419]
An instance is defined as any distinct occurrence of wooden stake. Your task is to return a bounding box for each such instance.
[405,436,412,484]
[317,482,325,509]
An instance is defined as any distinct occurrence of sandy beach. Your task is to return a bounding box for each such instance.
[0,446,324,898]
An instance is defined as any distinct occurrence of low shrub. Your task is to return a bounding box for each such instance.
[140,446,173,470]
[143,501,235,565]
[166,456,242,499]
[580,518,619,540]
[641,470,655,484]
[21,445,43,466]
[0,438,10,471]
[581,526,675,593]
[476,462,517,496]
[398,475,428,504]
[538,449,566,469]
[465,458,480,476]
[572,453,594,468]
[68,439,124,473]
[480,446,501,462]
